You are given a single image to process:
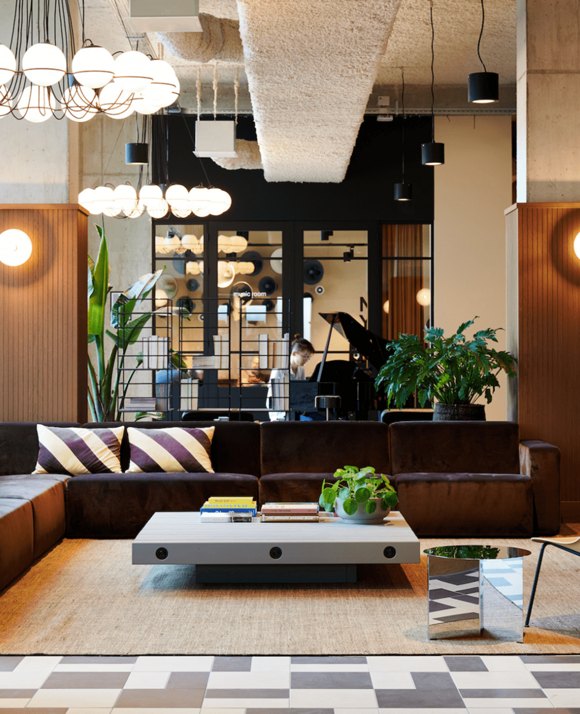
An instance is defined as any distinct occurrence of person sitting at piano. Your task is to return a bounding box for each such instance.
[266,335,315,421]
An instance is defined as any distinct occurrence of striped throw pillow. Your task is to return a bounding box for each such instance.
[126,426,215,473]
[33,425,124,475]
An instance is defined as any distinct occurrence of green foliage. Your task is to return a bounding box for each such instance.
[374,317,517,408]
[319,465,398,515]
[87,226,163,422]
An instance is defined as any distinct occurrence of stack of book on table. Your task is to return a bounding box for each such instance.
[200,497,257,523]
[260,502,322,522]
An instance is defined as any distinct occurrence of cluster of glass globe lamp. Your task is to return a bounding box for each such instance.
[78,183,232,219]
[0,43,180,122]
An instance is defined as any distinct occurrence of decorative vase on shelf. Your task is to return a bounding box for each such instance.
[433,403,486,421]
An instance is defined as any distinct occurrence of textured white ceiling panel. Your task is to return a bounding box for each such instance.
[236,0,402,183]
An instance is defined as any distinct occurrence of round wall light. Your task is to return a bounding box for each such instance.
[574,232,580,259]
[416,288,431,307]
[0,228,32,266]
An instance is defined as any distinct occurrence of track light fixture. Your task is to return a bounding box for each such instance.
[394,67,412,201]
[468,0,499,103]
[421,1,444,167]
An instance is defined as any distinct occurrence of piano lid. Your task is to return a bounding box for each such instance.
[318,312,390,372]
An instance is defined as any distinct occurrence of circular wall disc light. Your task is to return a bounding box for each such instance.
[416,288,431,307]
[270,247,283,274]
[0,228,32,266]
[22,43,66,86]
[574,232,580,259]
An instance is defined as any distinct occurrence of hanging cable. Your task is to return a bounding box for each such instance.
[477,0,487,71]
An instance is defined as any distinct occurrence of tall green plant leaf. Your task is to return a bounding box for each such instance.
[87,225,110,338]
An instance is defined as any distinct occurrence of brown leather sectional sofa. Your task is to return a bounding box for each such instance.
[0,419,560,591]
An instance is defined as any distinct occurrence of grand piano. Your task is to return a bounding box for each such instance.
[290,312,391,420]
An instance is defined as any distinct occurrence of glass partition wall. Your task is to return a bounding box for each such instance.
[142,221,432,420]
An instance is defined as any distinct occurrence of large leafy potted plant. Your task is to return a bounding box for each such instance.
[88,226,163,421]
[374,318,517,421]
[319,465,398,524]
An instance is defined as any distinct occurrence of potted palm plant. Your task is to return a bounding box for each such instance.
[374,318,517,420]
[87,226,163,421]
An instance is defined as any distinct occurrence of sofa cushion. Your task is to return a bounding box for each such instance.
[33,425,124,475]
[0,422,78,476]
[261,421,390,474]
[394,471,532,537]
[0,476,67,558]
[0,498,34,591]
[85,421,262,476]
[65,471,259,538]
[389,421,520,475]
[259,472,331,505]
[125,426,214,473]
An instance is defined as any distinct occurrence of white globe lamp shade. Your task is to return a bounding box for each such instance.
[113,184,137,214]
[132,91,163,115]
[270,247,283,274]
[383,299,390,314]
[22,43,66,86]
[139,184,163,208]
[78,187,96,212]
[92,185,115,215]
[165,184,188,204]
[123,201,145,219]
[181,234,199,251]
[172,206,192,218]
[62,85,98,121]
[0,84,13,116]
[147,198,169,219]
[98,82,134,118]
[186,261,201,276]
[230,234,247,253]
[0,45,16,85]
[189,187,211,216]
[207,187,231,216]
[147,60,179,106]
[113,51,152,93]
[17,85,55,123]
[0,229,32,266]
[416,288,431,307]
[217,260,236,289]
[237,261,254,276]
[72,46,115,89]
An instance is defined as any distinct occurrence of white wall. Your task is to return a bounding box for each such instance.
[434,115,513,421]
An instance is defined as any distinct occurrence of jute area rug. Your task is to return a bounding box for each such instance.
[0,537,578,655]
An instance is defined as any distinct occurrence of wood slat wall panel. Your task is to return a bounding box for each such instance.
[0,206,87,422]
[507,202,580,518]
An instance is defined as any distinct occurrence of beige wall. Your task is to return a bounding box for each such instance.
[434,115,513,421]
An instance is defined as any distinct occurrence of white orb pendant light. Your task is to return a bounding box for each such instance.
[22,43,66,86]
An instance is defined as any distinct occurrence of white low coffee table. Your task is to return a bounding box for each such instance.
[132,511,420,583]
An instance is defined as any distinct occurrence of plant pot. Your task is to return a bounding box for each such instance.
[335,497,390,524]
[433,403,486,421]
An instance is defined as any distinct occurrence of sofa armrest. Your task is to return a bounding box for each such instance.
[519,440,560,534]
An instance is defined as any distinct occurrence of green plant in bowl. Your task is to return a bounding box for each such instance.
[319,465,398,523]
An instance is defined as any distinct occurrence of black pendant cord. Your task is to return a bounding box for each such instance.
[477,0,487,72]
[429,0,435,141]
[181,114,213,188]
[400,67,406,182]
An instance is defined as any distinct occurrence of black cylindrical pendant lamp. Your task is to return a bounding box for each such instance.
[421,141,445,166]
[125,142,149,165]
[394,182,412,201]
[468,71,499,103]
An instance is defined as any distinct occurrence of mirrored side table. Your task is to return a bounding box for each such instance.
[424,545,531,642]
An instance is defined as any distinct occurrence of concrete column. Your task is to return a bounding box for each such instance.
[517,0,580,201]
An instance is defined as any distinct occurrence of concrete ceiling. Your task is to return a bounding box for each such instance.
[91,0,516,182]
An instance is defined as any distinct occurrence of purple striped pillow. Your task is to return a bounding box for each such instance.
[33,425,124,475]
[126,426,215,473]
